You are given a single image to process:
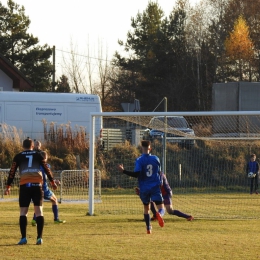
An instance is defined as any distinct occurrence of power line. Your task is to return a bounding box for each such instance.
[55,54,99,67]
[56,48,113,62]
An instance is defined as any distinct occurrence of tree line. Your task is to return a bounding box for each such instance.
[1,0,260,112]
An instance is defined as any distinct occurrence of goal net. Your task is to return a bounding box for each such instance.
[59,170,101,203]
[0,169,102,204]
[89,111,260,219]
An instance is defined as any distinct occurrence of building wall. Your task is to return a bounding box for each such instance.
[212,82,238,111]
[212,82,260,135]
[212,82,260,111]
[239,82,260,111]
[0,69,15,91]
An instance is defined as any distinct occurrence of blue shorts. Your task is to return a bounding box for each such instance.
[43,188,54,200]
[140,185,163,205]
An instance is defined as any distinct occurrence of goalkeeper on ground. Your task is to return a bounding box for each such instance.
[135,172,194,221]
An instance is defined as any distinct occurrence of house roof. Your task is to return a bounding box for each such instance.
[0,53,33,90]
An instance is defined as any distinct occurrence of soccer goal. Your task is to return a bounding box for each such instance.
[0,169,19,201]
[0,169,101,203]
[89,111,260,219]
[58,169,101,203]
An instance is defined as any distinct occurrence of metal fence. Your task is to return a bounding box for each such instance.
[102,128,145,150]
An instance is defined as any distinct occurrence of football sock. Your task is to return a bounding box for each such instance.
[19,215,27,238]
[173,210,190,219]
[36,216,44,239]
[158,208,165,216]
[52,205,58,220]
[33,213,36,221]
[150,202,157,216]
[144,214,150,229]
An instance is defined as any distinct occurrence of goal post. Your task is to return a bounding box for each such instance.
[89,114,96,215]
[89,111,260,218]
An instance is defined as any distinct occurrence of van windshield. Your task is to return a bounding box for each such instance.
[150,117,188,128]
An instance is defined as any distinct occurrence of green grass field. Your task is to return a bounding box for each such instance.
[0,198,260,260]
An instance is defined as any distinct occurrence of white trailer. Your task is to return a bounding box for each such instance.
[0,92,102,141]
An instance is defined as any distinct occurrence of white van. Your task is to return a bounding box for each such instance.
[0,92,102,140]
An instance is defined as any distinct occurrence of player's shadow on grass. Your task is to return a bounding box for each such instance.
[127,218,146,223]
[0,244,36,247]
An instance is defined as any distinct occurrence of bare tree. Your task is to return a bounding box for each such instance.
[85,35,96,94]
[62,39,88,93]
[94,39,114,109]
[61,37,114,103]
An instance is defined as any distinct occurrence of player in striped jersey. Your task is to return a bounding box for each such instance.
[4,138,57,245]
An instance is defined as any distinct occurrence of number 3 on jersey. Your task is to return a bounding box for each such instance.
[146,164,153,177]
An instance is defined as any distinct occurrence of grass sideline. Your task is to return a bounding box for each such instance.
[0,202,260,260]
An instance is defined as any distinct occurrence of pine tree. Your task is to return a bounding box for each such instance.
[56,75,71,93]
[0,0,53,91]
[113,0,194,111]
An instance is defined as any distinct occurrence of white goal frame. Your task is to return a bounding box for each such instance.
[88,110,260,215]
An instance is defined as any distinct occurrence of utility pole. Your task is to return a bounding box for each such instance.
[52,45,56,92]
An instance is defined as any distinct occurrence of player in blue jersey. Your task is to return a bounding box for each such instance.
[135,172,194,221]
[246,153,259,194]
[118,140,165,234]
[31,149,66,225]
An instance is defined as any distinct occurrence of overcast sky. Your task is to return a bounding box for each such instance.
[1,0,200,79]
